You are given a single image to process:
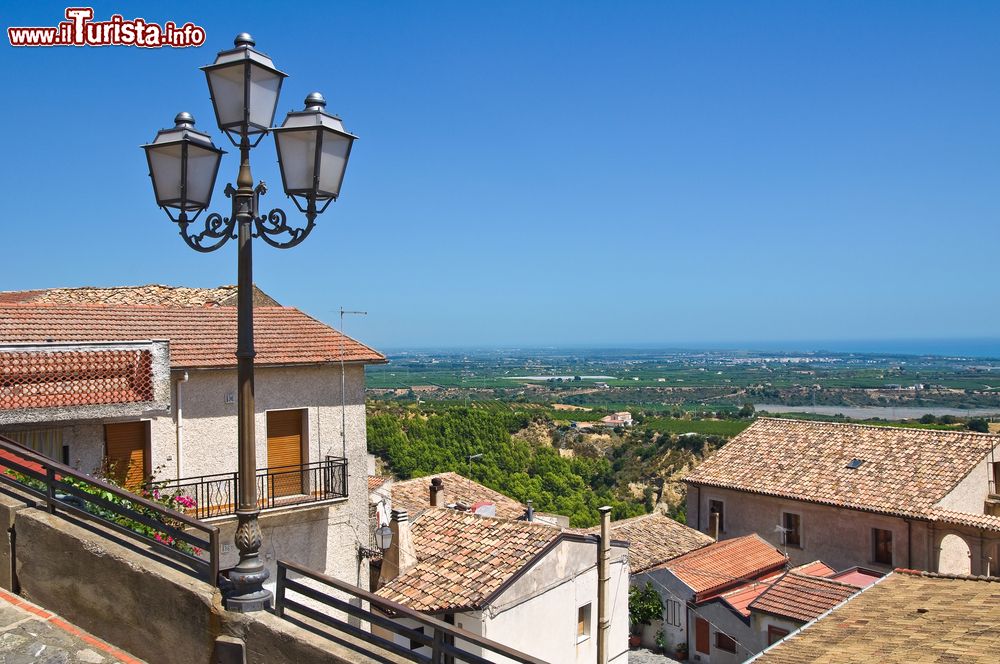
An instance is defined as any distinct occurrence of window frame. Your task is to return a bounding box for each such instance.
[577,603,592,642]
[767,625,790,645]
[715,630,737,654]
[873,527,893,566]
[708,498,725,533]
[782,511,802,549]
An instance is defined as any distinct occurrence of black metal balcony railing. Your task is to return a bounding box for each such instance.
[160,457,348,520]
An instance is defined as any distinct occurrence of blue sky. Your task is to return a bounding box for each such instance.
[3,1,999,350]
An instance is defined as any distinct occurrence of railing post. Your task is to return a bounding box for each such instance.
[275,563,286,618]
[210,528,220,586]
[46,467,56,514]
[431,627,445,664]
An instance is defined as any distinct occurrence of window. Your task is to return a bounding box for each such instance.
[783,512,801,548]
[873,528,893,565]
[715,631,737,653]
[709,499,725,533]
[5,428,63,461]
[577,603,592,641]
[665,599,682,627]
[767,625,790,645]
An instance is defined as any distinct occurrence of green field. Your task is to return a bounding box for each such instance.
[641,417,752,437]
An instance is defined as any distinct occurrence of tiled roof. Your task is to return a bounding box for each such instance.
[375,509,561,612]
[927,506,1000,533]
[0,284,278,307]
[718,571,782,617]
[583,512,714,572]
[749,571,860,623]
[0,304,385,369]
[755,571,1000,663]
[685,418,999,519]
[368,476,388,492]
[389,472,527,521]
[661,534,787,599]
[791,560,835,577]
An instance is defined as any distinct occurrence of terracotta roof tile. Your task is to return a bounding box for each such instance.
[685,418,999,519]
[749,571,860,623]
[0,303,384,369]
[368,476,388,492]
[0,284,278,307]
[927,507,1000,533]
[756,571,1000,663]
[389,472,527,521]
[375,509,561,612]
[661,534,787,600]
[791,560,836,577]
[583,512,714,572]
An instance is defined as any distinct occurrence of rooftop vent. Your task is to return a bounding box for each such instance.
[846,458,865,470]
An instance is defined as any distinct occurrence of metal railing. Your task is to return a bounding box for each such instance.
[276,560,546,664]
[0,434,220,584]
[160,456,348,520]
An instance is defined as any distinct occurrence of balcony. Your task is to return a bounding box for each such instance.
[161,456,348,520]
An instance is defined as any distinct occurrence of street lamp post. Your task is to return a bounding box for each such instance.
[141,33,357,612]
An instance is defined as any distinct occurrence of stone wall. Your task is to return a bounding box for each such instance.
[8,506,380,664]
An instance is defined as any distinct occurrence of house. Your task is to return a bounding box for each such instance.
[598,412,633,428]
[0,285,386,592]
[752,570,1000,663]
[642,534,788,662]
[373,506,630,664]
[684,418,1000,576]
[590,512,714,649]
[745,562,880,652]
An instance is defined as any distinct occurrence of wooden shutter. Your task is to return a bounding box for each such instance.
[695,618,710,654]
[105,421,147,491]
[267,410,303,497]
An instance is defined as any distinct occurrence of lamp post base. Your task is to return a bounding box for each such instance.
[222,566,273,613]
[222,510,272,613]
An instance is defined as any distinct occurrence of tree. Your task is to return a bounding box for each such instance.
[919,414,937,424]
[967,418,989,433]
[738,403,755,419]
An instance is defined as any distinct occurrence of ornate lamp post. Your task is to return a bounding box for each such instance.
[141,33,357,612]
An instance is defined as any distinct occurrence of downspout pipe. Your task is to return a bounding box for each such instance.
[175,371,189,479]
[597,506,612,664]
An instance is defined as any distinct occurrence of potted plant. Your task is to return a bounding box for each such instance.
[628,582,663,648]
[675,641,689,660]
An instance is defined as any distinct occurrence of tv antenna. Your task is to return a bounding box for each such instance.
[339,307,367,458]
[773,524,791,558]
[467,453,483,506]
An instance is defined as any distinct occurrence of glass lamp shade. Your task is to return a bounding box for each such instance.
[272,93,357,203]
[201,34,286,138]
[141,113,225,213]
[374,525,393,551]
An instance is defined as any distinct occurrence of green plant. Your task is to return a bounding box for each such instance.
[5,465,199,556]
[676,641,689,658]
[629,582,663,630]
[655,628,666,652]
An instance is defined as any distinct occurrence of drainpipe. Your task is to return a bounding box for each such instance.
[175,371,189,479]
[906,519,912,569]
[597,506,612,664]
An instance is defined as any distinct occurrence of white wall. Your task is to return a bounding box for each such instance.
[482,539,629,664]
[936,448,996,513]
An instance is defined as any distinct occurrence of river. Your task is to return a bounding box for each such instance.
[752,403,1000,419]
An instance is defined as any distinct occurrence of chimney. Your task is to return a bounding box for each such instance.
[709,511,720,541]
[596,506,612,664]
[430,477,447,508]
[377,509,418,588]
[525,499,534,522]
